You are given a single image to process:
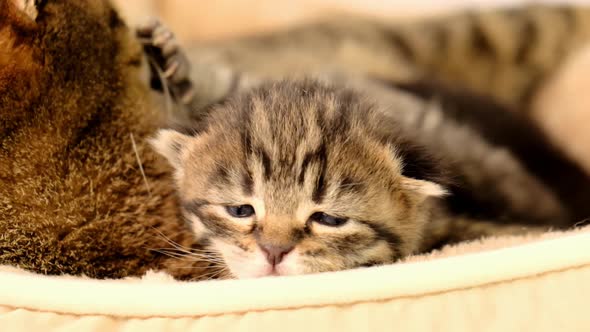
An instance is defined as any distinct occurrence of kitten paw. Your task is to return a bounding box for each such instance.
[136,18,196,106]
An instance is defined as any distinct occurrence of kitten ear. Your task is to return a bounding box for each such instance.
[149,129,192,168]
[400,177,447,198]
[11,0,41,21]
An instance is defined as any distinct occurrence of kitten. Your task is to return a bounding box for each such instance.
[144,7,590,278]
[176,5,590,113]
[150,79,445,278]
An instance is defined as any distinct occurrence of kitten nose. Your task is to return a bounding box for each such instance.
[259,244,294,266]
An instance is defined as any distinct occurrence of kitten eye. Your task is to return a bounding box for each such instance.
[225,205,255,218]
[309,212,348,227]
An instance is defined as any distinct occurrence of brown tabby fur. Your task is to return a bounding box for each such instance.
[0,0,208,279]
[152,80,452,277]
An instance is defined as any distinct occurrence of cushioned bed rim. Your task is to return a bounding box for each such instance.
[1,231,589,318]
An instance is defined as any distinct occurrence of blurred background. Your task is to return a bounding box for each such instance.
[113,0,590,42]
[112,0,590,171]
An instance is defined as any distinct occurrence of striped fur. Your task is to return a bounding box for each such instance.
[182,5,590,113]
[151,77,590,278]
[152,80,449,278]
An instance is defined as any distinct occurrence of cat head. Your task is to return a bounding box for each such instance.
[151,80,447,279]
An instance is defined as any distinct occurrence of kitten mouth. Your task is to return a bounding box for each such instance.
[262,264,286,277]
[265,265,281,276]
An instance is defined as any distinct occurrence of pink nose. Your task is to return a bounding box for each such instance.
[259,244,294,266]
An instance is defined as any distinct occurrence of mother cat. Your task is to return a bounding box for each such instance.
[1,0,589,279]
[0,0,207,279]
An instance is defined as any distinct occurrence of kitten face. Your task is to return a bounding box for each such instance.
[152,80,445,279]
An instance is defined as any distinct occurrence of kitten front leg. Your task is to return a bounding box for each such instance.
[137,19,196,114]
[136,19,254,121]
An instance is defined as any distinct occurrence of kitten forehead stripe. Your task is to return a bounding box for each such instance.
[311,143,329,204]
[241,169,254,196]
[257,147,273,180]
[299,143,327,185]
[210,164,231,186]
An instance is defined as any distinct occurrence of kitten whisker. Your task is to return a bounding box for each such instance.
[199,267,230,280]
[151,247,221,260]
[151,247,226,264]
[148,226,194,251]
[150,249,189,260]
[147,56,173,116]
[151,243,195,256]
[130,132,152,197]
[574,218,590,228]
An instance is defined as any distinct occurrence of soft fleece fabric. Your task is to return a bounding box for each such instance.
[1,225,589,332]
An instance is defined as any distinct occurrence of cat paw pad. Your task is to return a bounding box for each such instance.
[137,18,195,106]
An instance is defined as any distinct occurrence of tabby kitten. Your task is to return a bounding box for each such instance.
[177,4,590,113]
[145,5,590,278]
[151,80,450,278]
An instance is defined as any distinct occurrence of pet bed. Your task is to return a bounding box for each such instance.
[1,225,589,331]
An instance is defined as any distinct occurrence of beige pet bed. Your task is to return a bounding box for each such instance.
[1,225,589,331]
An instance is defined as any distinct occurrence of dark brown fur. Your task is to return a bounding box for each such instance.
[0,0,206,279]
[392,81,590,225]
